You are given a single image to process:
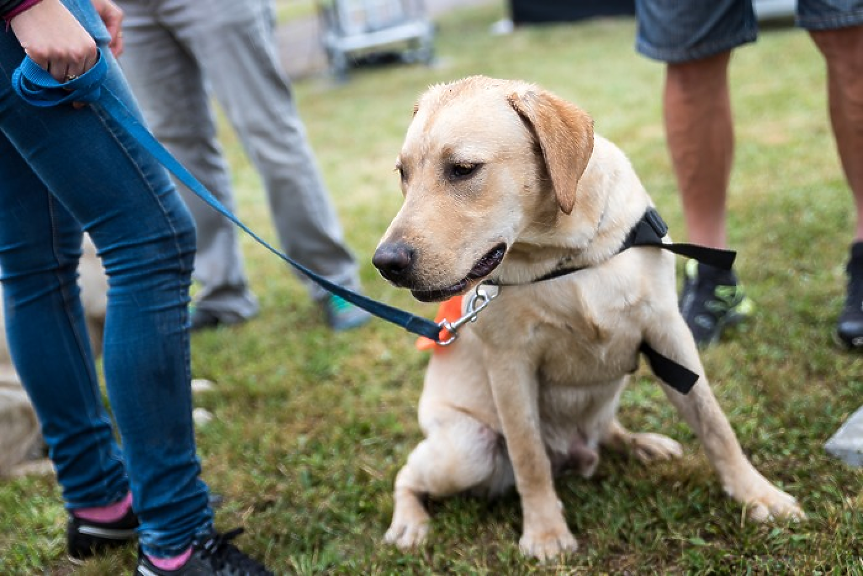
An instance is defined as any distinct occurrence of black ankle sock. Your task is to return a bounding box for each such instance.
[697,262,738,286]
[847,241,863,278]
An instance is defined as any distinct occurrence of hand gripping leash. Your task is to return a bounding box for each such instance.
[12,50,444,342]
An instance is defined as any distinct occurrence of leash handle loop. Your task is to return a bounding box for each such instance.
[11,50,444,342]
[12,53,106,106]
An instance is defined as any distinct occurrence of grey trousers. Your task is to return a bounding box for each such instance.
[117,0,361,321]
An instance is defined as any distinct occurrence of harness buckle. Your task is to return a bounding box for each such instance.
[644,208,668,238]
[437,286,497,346]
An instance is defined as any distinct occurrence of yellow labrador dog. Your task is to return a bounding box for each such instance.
[372,76,804,560]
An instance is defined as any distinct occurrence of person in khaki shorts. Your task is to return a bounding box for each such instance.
[634,0,863,350]
[116,0,371,332]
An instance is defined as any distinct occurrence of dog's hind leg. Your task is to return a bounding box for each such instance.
[600,418,683,465]
[385,412,509,550]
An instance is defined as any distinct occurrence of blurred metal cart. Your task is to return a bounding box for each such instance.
[317,0,435,80]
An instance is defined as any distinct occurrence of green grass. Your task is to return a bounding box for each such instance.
[3,5,863,574]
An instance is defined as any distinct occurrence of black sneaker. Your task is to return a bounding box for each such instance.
[134,528,274,575]
[679,259,754,347]
[836,241,863,350]
[67,506,139,563]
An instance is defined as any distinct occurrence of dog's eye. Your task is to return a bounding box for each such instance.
[395,163,407,182]
[450,163,477,179]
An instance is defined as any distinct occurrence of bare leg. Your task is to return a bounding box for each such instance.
[810,26,863,241]
[664,52,734,248]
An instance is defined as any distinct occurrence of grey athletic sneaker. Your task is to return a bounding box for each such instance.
[134,528,273,575]
[679,259,754,347]
[323,294,372,331]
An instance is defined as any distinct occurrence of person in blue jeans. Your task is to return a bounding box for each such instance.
[634,0,863,350]
[0,0,272,573]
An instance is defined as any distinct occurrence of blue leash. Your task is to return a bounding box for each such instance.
[12,51,443,342]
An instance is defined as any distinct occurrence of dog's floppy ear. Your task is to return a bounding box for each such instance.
[508,88,594,215]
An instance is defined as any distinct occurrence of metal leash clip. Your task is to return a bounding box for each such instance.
[437,286,497,346]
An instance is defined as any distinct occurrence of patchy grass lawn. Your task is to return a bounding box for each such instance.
[2,4,862,575]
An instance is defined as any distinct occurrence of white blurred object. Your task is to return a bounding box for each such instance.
[754,0,795,20]
[489,18,514,35]
[825,405,863,467]
[192,379,216,393]
[193,408,214,427]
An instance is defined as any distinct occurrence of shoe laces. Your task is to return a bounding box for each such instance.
[197,528,273,575]
[684,262,740,314]
[707,284,744,312]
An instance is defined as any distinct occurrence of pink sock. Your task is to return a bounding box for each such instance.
[147,547,193,571]
[73,491,133,523]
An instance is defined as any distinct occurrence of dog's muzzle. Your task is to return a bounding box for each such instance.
[373,242,507,302]
[372,241,415,285]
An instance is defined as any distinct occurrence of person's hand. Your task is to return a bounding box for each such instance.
[9,0,98,83]
[91,0,124,57]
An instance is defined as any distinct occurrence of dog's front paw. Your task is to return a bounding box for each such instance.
[519,526,578,561]
[723,469,806,522]
[744,485,806,523]
[384,516,430,550]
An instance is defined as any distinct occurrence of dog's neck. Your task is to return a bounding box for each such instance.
[490,243,591,286]
[487,200,668,286]
[490,206,639,286]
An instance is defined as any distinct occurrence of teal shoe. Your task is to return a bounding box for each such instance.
[324,295,372,331]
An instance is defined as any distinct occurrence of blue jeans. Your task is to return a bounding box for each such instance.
[0,0,212,558]
[636,0,863,63]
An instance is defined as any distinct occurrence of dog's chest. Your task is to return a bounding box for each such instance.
[473,279,645,386]
[536,317,641,386]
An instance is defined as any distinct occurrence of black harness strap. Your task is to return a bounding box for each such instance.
[489,208,736,287]
[622,208,736,270]
[491,208,731,395]
[639,343,698,394]
[628,209,725,394]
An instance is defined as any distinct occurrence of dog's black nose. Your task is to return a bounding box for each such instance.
[372,242,415,283]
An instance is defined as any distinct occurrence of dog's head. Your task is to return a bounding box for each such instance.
[373,76,595,302]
